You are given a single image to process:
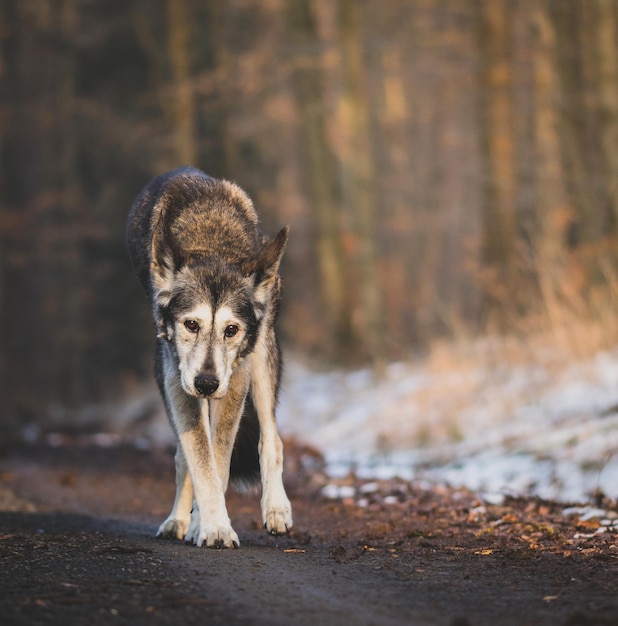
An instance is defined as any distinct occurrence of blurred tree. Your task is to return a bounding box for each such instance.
[335,0,385,364]
[0,0,154,427]
[479,0,518,326]
[288,0,353,360]
[530,0,570,315]
[207,1,239,177]
[551,0,599,243]
[595,0,618,231]
[166,0,196,166]
[2,0,618,428]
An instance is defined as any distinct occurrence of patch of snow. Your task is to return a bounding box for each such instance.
[278,347,618,504]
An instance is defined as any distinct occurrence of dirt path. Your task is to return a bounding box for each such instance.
[1,442,617,625]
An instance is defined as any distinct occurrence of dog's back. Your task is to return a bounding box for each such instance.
[127,166,263,299]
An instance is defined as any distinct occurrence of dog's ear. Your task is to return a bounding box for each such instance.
[150,219,179,336]
[243,226,289,307]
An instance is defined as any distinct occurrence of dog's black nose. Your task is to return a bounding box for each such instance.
[194,374,219,396]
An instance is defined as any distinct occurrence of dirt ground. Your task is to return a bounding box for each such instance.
[1,438,618,626]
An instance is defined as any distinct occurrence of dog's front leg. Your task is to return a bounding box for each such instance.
[210,364,251,492]
[251,340,293,535]
[167,385,239,548]
[156,445,193,540]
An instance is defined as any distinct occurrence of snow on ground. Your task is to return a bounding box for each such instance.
[277,344,618,505]
[94,338,618,506]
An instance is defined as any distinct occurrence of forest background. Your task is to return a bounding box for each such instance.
[2,0,618,431]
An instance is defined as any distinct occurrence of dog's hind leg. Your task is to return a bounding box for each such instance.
[156,446,193,540]
[251,333,293,535]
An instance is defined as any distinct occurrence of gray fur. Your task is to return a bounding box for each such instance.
[127,167,293,548]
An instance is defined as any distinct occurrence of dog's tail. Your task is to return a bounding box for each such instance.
[229,396,261,491]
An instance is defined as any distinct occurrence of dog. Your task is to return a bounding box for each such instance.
[126,166,293,548]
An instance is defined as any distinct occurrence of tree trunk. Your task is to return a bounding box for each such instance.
[551,1,599,243]
[166,0,196,166]
[288,0,352,357]
[0,0,5,416]
[530,1,570,333]
[595,0,618,231]
[208,1,239,178]
[58,0,86,408]
[478,0,518,321]
[336,0,385,365]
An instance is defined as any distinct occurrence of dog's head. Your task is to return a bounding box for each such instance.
[154,227,288,399]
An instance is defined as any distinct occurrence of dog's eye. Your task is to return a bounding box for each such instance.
[184,320,199,333]
[224,324,239,338]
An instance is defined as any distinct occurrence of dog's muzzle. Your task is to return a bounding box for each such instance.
[194,373,219,397]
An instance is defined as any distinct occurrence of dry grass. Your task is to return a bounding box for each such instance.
[474,235,618,364]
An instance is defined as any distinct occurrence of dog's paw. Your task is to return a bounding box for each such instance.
[262,495,293,536]
[156,517,189,540]
[186,523,240,549]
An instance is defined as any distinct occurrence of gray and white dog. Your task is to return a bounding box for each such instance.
[127,166,293,548]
